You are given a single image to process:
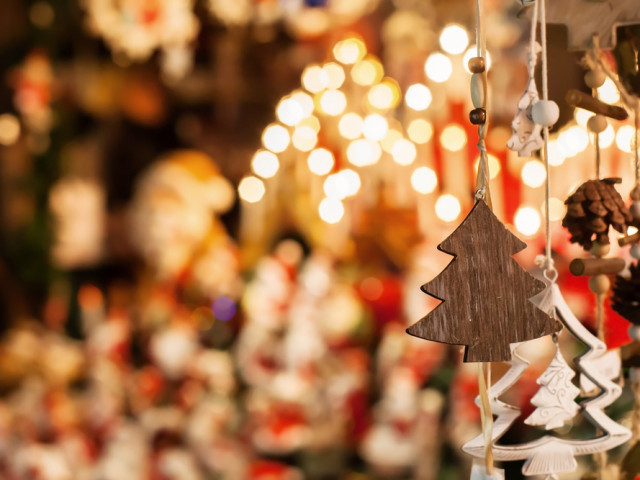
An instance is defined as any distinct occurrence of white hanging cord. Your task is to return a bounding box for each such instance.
[474,0,491,207]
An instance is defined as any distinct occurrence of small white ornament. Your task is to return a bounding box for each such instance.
[525,347,580,430]
[507,79,544,156]
[531,100,560,127]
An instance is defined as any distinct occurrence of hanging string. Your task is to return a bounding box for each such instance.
[536,0,557,283]
[635,105,640,185]
[591,35,603,179]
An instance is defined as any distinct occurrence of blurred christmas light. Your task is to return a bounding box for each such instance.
[521,160,546,188]
[338,113,364,139]
[351,57,383,86]
[276,97,304,126]
[238,176,266,203]
[323,169,361,199]
[435,194,461,222]
[407,119,433,144]
[347,139,382,166]
[616,125,635,153]
[291,91,314,117]
[0,114,21,146]
[463,46,492,73]
[299,115,321,132]
[391,139,417,165]
[473,153,501,179]
[597,77,620,104]
[308,148,335,176]
[362,114,389,141]
[557,125,589,157]
[319,197,345,223]
[323,62,346,89]
[574,108,594,128]
[320,89,347,116]
[368,80,400,109]
[439,24,469,55]
[542,197,566,222]
[546,139,566,166]
[514,206,541,236]
[405,83,432,111]
[440,124,467,151]
[381,129,403,153]
[597,124,615,148]
[411,167,438,194]
[262,124,290,153]
[333,37,366,65]
[425,53,452,83]
[251,150,280,178]
[292,125,318,151]
[302,65,329,93]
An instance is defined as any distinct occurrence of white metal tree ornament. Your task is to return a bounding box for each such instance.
[463,283,632,478]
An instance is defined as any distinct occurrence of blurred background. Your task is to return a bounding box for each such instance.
[0,0,638,478]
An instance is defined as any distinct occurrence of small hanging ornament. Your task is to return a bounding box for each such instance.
[524,345,580,430]
[561,178,632,251]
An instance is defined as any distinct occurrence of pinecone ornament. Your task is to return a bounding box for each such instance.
[562,178,632,251]
[612,262,640,325]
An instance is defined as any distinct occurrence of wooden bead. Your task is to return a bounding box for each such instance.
[531,100,559,127]
[629,325,640,341]
[587,114,607,133]
[590,241,611,257]
[589,274,610,294]
[469,108,486,125]
[584,69,606,89]
[468,57,485,73]
[470,73,486,108]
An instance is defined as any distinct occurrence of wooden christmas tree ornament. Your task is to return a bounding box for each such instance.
[406,199,560,363]
[544,0,640,51]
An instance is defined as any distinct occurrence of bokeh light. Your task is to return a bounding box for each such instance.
[338,113,364,139]
[515,206,541,236]
[262,124,290,153]
[238,176,266,203]
[212,296,236,322]
[320,89,347,116]
[347,139,382,166]
[307,148,335,176]
[407,119,433,144]
[425,53,453,83]
[251,150,280,178]
[391,139,417,166]
[405,84,432,111]
[440,124,467,151]
[333,38,366,65]
[411,167,438,194]
[435,194,461,222]
[319,197,345,223]
[439,24,469,55]
[362,114,389,141]
[521,160,546,188]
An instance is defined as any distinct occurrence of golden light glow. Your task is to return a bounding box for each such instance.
[347,139,382,167]
[0,114,20,146]
[543,197,565,222]
[333,38,367,65]
[598,124,615,148]
[514,206,541,236]
[351,57,383,86]
[307,148,335,175]
[323,62,346,89]
[251,150,280,178]
[391,139,417,166]
[324,170,361,199]
[435,194,461,222]
[616,125,635,153]
[381,129,403,153]
[319,197,345,224]
[299,115,320,132]
[362,114,389,141]
[574,108,594,128]
[291,91,314,117]
[302,65,329,93]
[463,47,492,73]
[411,167,438,194]
[238,176,266,203]
[521,160,546,188]
[440,124,467,151]
[338,113,363,140]
[558,125,589,157]
[407,119,433,144]
[425,53,452,83]
[546,139,566,167]
[262,124,290,153]
[319,89,347,116]
[368,79,400,110]
[473,154,501,179]
[597,77,620,104]
[276,97,304,126]
[405,83,432,111]
[292,125,318,151]
[439,24,469,55]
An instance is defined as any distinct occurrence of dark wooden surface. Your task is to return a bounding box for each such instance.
[406,200,560,363]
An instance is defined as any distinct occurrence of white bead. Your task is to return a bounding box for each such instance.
[629,325,640,341]
[584,69,606,89]
[470,73,485,109]
[531,100,559,127]
[587,114,607,134]
[631,243,640,259]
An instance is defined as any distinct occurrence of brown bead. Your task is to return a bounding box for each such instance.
[468,57,485,73]
[469,108,486,125]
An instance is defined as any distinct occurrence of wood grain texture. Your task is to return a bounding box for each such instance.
[406,199,560,363]
[545,0,640,51]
